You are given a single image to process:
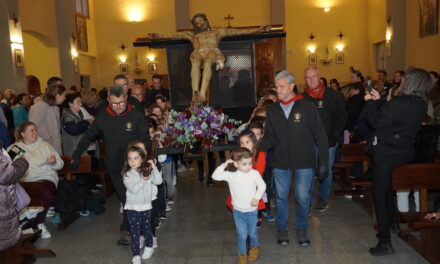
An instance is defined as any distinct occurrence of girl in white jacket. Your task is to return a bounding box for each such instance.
[122,145,162,264]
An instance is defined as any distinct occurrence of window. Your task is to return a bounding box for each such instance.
[74,0,89,17]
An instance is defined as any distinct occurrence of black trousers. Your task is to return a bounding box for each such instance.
[197,152,216,184]
[109,169,129,232]
[372,152,412,243]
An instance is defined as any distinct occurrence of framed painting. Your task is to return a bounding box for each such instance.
[76,15,88,52]
[308,54,317,65]
[14,49,24,67]
[335,53,344,64]
[419,0,439,37]
[148,63,157,73]
[120,64,128,74]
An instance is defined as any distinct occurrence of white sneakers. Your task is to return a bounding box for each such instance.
[132,255,141,264]
[38,223,51,239]
[142,247,154,259]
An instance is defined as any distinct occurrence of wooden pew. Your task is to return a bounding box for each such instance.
[56,155,91,230]
[392,163,440,264]
[332,143,374,216]
[0,182,56,263]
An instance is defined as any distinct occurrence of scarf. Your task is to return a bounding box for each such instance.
[304,82,325,99]
[278,93,304,105]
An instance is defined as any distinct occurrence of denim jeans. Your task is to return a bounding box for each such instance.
[273,168,314,230]
[312,142,338,201]
[233,210,259,255]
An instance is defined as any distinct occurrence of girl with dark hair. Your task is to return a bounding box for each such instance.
[364,67,432,256]
[29,84,66,154]
[122,145,162,264]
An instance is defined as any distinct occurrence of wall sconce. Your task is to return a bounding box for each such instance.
[336,44,344,52]
[128,8,142,23]
[385,30,392,41]
[119,43,127,63]
[323,7,331,13]
[308,45,316,53]
[71,47,78,59]
[147,54,155,62]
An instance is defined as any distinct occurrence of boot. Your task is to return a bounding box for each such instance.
[247,246,259,261]
[237,254,247,264]
[369,241,395,256]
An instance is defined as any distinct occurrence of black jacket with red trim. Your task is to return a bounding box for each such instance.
[72,104,150,172]
[259,98,329,170]
[303,87,347,147]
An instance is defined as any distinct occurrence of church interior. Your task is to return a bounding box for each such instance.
[1,0,440,263]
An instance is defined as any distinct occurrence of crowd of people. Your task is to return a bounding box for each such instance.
[0,66,439,264]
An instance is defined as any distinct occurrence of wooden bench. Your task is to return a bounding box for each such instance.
[0,182,56,263]
[0,232,56,264]
[392,162,440,264]
[332,143,374,216]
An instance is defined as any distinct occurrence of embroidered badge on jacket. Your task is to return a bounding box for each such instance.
[126,122,133,132]
[294,113,301,122]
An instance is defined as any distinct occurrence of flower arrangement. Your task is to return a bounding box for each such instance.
[160,106,242,150]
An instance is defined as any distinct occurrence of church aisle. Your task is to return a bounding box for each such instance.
[35,170,428,264]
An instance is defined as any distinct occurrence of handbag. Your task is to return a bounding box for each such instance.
[15,183,31,211]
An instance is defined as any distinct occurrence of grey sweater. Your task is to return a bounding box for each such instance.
[123,167,162,211]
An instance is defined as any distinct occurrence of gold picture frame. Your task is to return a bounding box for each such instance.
[308,54,317,65]
[14,49,24,67]
[120,64,128,74]
[148,63,157,73]
[335,53,344,64]
[75,15,88,52]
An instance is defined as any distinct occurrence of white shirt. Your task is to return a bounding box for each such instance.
[212,164,266,212]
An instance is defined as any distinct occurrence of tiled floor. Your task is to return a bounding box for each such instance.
[35,169,428,264]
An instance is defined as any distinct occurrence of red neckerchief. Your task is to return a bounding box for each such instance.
[106,104,133,117]
[278,93,304,105]
[304,82,325,99]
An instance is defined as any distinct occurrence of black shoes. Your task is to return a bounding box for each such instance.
[277,229,289,246]
[369,242,395,256]
[296,229,310,247]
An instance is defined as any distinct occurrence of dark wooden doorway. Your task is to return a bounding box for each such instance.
[255,38,284,97]
[26,75,41,96]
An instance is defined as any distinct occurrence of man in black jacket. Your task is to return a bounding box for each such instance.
[72,85,150,245]
[260,70,328,247]
[303,66,347,213]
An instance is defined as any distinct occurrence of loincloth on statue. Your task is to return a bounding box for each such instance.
[191,47,225,63]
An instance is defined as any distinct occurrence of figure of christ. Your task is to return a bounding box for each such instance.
[149,14,270,103]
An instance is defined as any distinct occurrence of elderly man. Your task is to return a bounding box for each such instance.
[131,84,145,104]
[260,70,328,247]
[72,85,150,245]
[302,66,347,213]
[110,75,145,113]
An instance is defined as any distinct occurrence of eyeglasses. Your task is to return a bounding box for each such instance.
[109,101,126,106]
[305,75,319,80]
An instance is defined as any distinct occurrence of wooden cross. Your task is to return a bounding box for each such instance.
[224,13,234,28]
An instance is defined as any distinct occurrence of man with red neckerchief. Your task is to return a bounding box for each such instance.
[71,85,150,246]
[259,70,328,247]
[302,66,347,214]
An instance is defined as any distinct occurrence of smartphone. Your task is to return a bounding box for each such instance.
[366,80,372,93]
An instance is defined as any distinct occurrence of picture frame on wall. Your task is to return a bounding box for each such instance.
[14,49,24,67]
[75,15,88,52]
[308,54,317,65]
[120,64,128,74]
[73,58,80,73]
[148,63,157,73]
[335,53,344,64]
[419,0,439,38]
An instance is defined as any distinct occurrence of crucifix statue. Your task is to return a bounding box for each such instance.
[149,14,270,104]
